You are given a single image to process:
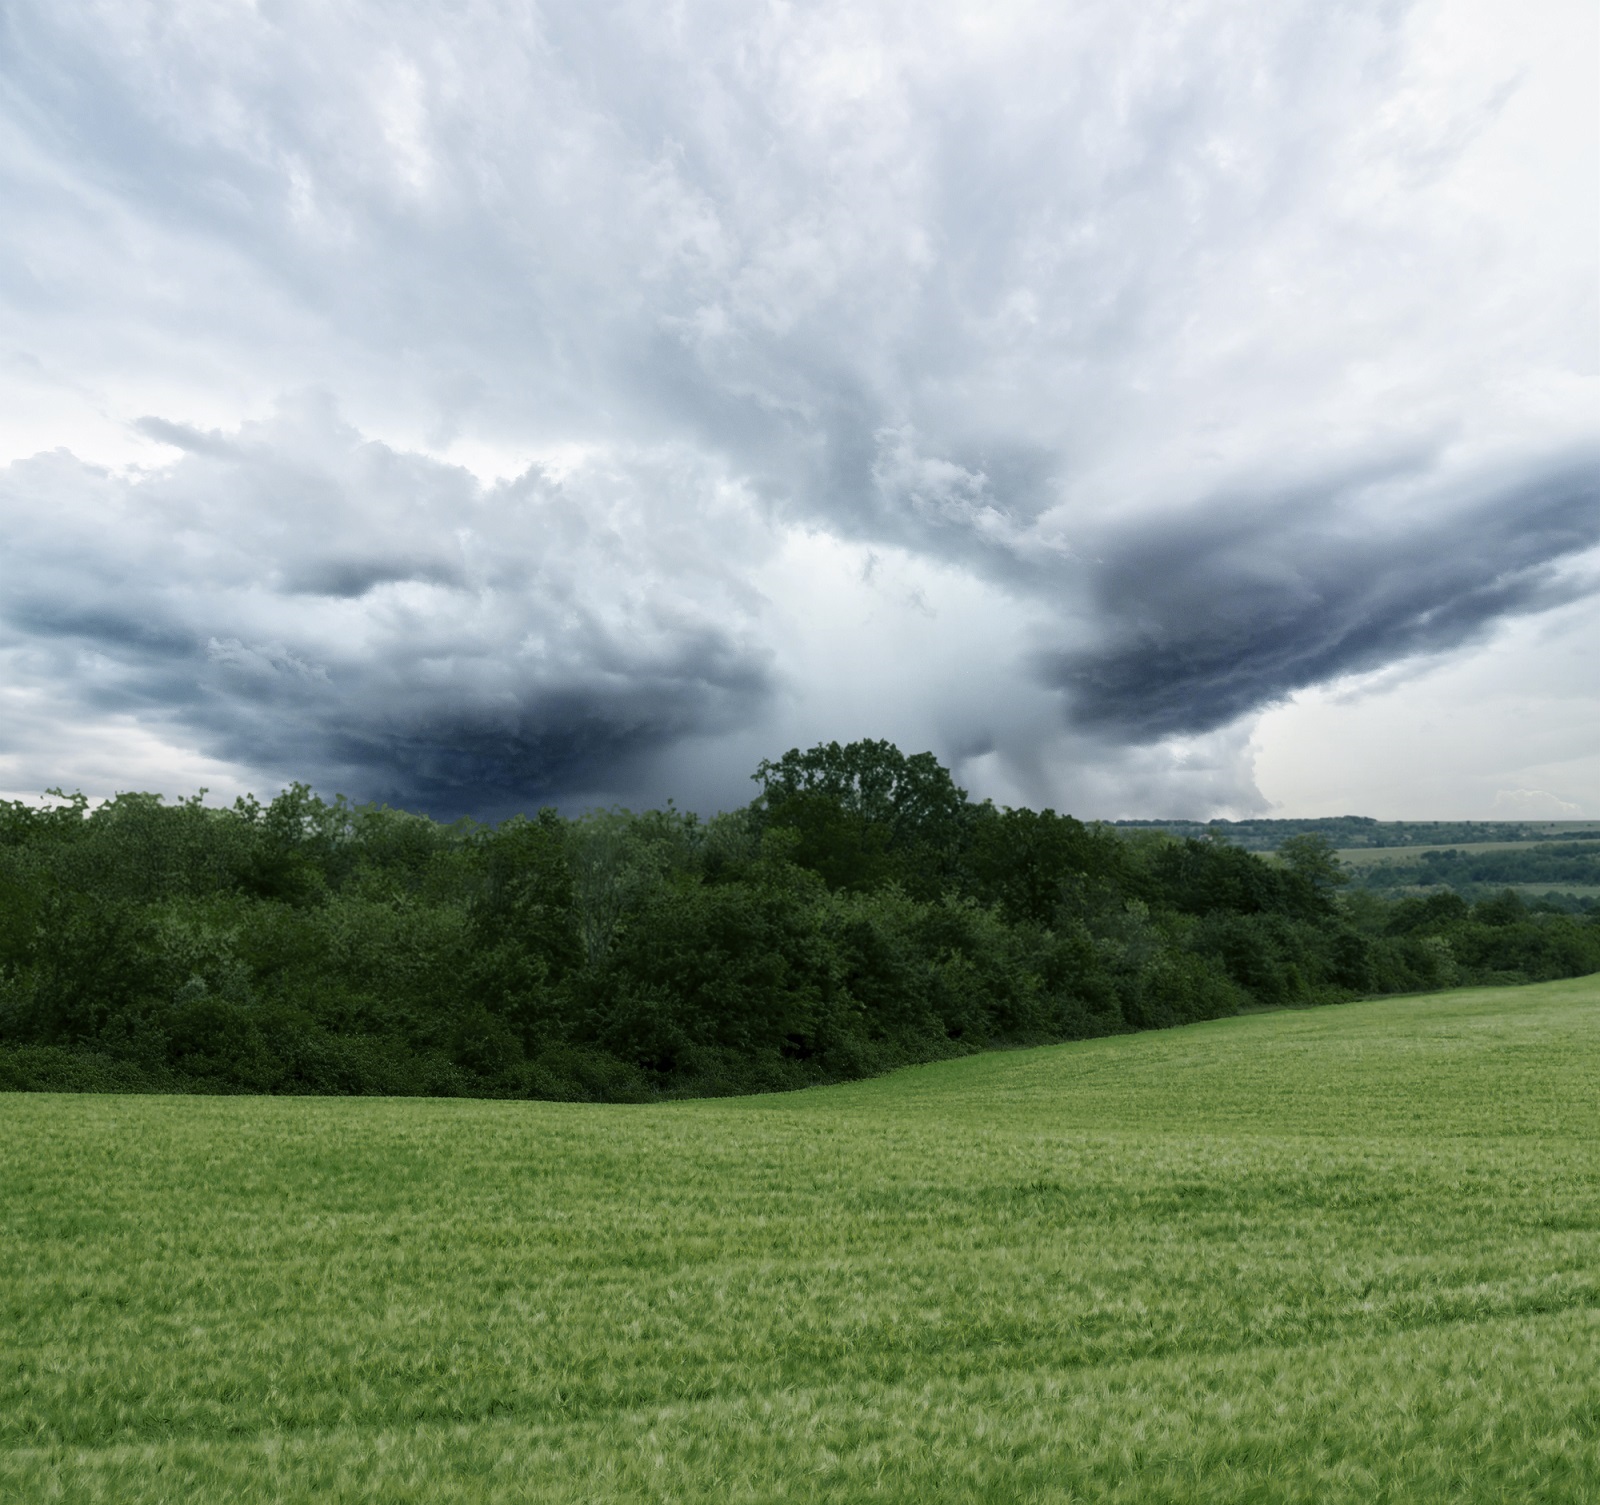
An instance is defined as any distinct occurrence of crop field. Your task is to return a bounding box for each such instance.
[1332,839,1600,868]
[1334,841,1542,867]
[1330,840,1600,904]
[3,979,1597,1503]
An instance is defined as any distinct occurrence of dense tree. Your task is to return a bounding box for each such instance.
[963,805,1129,926]
[752,740,970,897]
[2,744,1596,1100]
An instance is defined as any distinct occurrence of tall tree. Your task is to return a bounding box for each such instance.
[752,740,970,896]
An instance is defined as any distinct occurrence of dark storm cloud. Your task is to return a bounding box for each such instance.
[286,676,764,816]
[0,404,773,813]
[1041,453,1600,740]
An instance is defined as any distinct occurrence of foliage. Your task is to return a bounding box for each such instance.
[751,738,970,897]
[1350,840,1600,909]
[1114,814,1600,852]
[2,741,1597,1099]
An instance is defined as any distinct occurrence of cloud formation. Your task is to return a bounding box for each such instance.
[1044,448,1600,739]
[0,400,772,810]
[0,0,1594,814]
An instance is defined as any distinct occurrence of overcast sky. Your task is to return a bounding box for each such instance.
[1,0,1595,820]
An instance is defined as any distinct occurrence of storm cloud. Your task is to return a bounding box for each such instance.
[0,401,772,809]
[1044,450,1600,740]
[0,0,1594,815]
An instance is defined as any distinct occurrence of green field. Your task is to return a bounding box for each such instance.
[3,980,1598,1503]
[1333,840,1554,867]
[1331,840,1600,904]
[1333,839,1600,869]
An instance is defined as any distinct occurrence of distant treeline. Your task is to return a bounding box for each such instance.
[3,741,1597,1101]
[1116,816,1600,852]
[1351,843,1600,907]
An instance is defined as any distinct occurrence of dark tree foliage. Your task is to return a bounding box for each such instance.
[752,739,970,898]
[2,743,1597,1100]
[963,805,1130,926]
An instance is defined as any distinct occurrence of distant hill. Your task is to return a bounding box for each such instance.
[1108,817,1600,852]
[1104,817,1600,913]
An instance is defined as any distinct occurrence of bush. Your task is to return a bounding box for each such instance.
[4,744,1595,1102]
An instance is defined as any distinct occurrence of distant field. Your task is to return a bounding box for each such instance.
[1332,841,1600,904]
[1333,840,1586,868]
[1337,840,1526,866]
[3,980,1597,1503]
[1122,818,1600,853]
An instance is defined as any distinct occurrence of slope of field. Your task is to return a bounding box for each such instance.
[3,980,1597,1502]
[1334,841,1600,908]
[1335,840,1564,867]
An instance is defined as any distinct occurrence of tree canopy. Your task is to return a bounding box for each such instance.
[2,742,1595,1101]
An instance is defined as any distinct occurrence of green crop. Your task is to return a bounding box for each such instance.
[3,977,1597,1501]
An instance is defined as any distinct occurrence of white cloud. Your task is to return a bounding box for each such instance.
[1493,790,1583,819]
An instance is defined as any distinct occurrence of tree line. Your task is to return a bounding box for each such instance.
[1113,816,1600,852]
[1351,842,1600,908]
[2,740,1596,1100]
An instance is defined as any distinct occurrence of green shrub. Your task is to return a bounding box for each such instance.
[4,744,1594,1100]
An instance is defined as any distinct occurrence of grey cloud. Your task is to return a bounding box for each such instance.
[133,418,244,458]
[281,558,466,599]
[0,1,1442,472]
[0,403,774,813]
[1039,452,1600,740]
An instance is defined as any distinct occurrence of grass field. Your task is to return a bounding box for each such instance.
[1333,839,1600,868]
[3,979,1598,1503]
[1330,838,1600,902]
